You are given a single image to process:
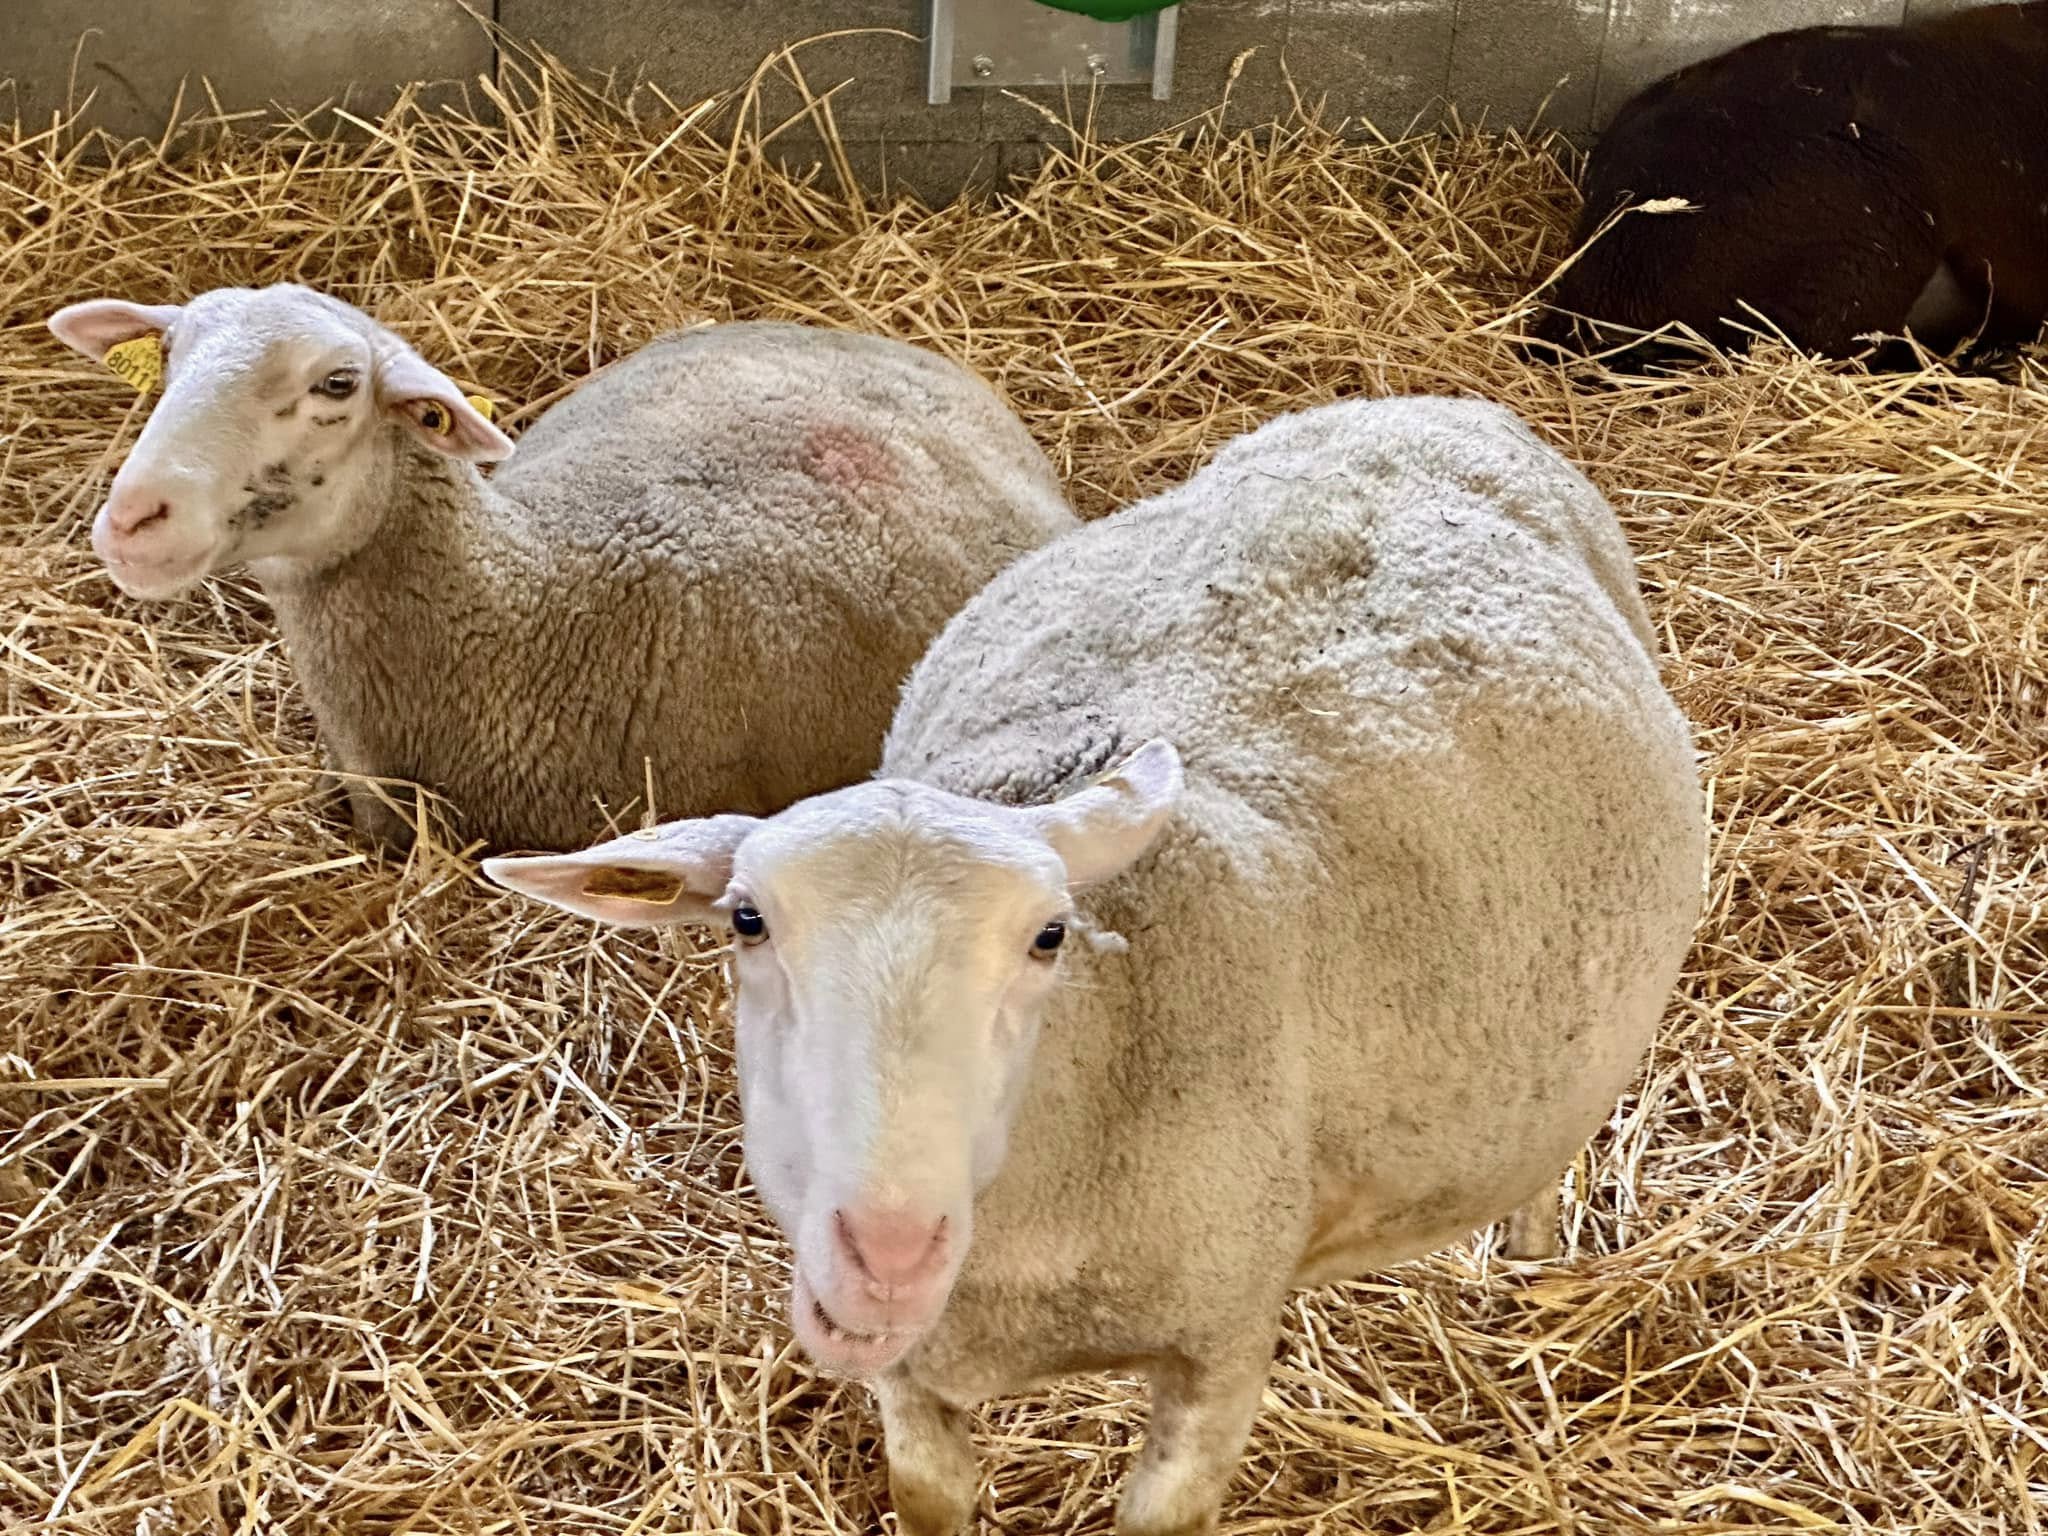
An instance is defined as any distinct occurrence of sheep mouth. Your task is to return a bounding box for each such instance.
[90,528,214,599]
[789,1269,918,1376]
[810,1292,884,1344]
[100,553,210,600]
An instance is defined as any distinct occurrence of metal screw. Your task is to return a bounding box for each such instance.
[972,55,994,78]
[1086,52,1107,78]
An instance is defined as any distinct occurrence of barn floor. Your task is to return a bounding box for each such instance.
[2,51,2044,1536]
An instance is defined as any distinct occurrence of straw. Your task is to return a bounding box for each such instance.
[2,41,2043,1536]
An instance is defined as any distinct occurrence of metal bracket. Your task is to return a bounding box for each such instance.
[927,0,1178,106]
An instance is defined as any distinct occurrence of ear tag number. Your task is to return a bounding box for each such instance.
[104,335,164,395]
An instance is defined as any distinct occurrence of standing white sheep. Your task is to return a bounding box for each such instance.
[47,285,1076,850]
[484,396,1706,1535]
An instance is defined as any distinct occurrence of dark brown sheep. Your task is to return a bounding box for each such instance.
[1536,3,2048,365]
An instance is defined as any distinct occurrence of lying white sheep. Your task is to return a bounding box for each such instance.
[48,286,1076,850]
[485,396,1705,1535]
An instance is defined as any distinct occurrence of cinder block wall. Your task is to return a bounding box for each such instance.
[0,1,1998,200]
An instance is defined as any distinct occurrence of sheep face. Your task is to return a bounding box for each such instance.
[49,285,511,599]
[484,741,1181,1377]
[724,785,1080,1375]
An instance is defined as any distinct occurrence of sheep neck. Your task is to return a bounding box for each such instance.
[248,427,546,787]
[254,426,532,625]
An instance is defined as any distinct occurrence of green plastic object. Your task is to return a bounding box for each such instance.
[1029,0,1176,19]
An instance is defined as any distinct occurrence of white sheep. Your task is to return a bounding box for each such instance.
[47,285,1076,850]
[484,396,1706,1535]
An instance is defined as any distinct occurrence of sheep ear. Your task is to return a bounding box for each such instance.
[375,346,515,464]
[1030,740,1182,887]
[48,299,183,361]
[483,815,759,928]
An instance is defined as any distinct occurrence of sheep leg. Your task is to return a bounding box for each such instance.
[313,758,351,818]
[315,776,417,854]
[312,741,420,855]
[346,781,420,856]
[1117,1347,1271,1536]
[1503,1182,1561,1261]
[875,1373,977,1536]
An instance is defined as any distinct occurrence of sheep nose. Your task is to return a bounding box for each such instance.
[103,484,175,537]
[835,1205,949,1293]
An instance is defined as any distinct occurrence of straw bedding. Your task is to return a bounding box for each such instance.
[2,46,2044,1536]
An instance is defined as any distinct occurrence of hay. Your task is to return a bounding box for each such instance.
[3,42,2045,1536]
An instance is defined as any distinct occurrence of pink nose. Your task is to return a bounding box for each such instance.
[103,485,174,538]
[835,1205,949,1292]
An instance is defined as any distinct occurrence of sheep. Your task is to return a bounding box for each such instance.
[1535,2,2048,364]
[46,285,1077,851]
[483,396,1706,1534]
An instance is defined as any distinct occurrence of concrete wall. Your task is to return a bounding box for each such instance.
[4,0,493,139]
[0,0,2000,199]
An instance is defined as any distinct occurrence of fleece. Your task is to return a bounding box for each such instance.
[877,394,1705,1439]
[1539,2,2048,360]
[263,319,1077,850]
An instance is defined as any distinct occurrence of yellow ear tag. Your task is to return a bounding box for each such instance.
[104,335,164,395]
[413,396,498,436]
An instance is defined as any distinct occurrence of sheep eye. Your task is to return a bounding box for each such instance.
[731,905,769,945]
[1031,921,1067,959]
[313,370,359,400]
